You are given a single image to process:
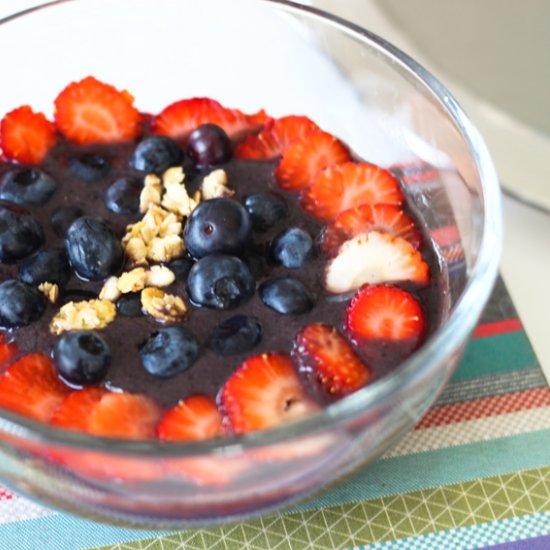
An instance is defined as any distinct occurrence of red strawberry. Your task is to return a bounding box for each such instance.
[87,392,162,440]
[301,162,404,221]
[54,76,141,144]
[0,353,70,422]
[0,106,56,164]
[157,394,224,442]
[152,97,267,143]
[293,324,372,398]
[51,386,107,432]
[220,353,319,434]
[274,130,351,191]
[235,115,320,160]
[0,334,17,370]
[321,204,422,256]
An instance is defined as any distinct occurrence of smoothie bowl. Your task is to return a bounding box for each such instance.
[0,0,501,528]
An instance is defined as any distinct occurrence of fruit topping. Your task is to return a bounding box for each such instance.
[293,323,372,397]
[140,326,199,379]
[129,136,182,174]
[259,276,314,315]
[69,152,111,182]
[321,204,422,256]
[116,293,143,317]
[103,176,142,215]
[243,192,288,233]
[301,162,405,221]
[54,76,141,145]
[235,115,320,159]
[0,353,70,422]
[0,280,47,329]
[65,217,124,281]
[51,386,107,431]
[184,198,252,259]
[0,167,57,206]
[324,231,430,293]
[157,394,224,442]
[0,204,44,263]
[220,353,319,434]
[0,106,56,164]
[19,248,71,287]
[187,123,232,168]
[271,227,313,269]
[274,130,351,191]
[51,205,83,237]
[187,254,255,310]
[207,315,263,356]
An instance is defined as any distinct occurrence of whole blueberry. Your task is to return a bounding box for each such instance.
[272,227,313,269]
[19,248,71,286]
[187,254,255,310]
[0,204,44,263]
[0,280,47,329]
[69,153,110,182]
[65,217,124,281]
[184,198,252,259]
[116,293,143,317]
[259,277,314,315]
[130,136,182,173]
[187,124,232,168]
[140,327,199,379]
[53,331,111,386]
[208,315,262,356]
[51,205,83,238]
[166,257,194,280]
[104,176,142,215]
[243,193,288,233]
[0,167,57,206]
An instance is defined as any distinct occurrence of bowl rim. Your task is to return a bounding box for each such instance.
[0,0,502,456]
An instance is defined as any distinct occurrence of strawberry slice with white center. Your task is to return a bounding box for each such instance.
[324,231,430,293]
[301,162,404,221]
[294,323,372,398]
[220,353,319,435]
[235,115,320,160]
[157,394,224,442]
[274,130,351,191]
[321,204,422,256]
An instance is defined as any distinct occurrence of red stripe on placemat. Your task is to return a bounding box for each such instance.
[473,318,523,338]
[0,486,13,501]
[415,387,550,430]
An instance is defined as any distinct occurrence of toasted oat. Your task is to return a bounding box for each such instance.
[147,234,184,263]
[38,282,59,304]
[141,287,186,322]
[125,237,148,264]
[146,265,176,287]
[162,166,185,187]
[99,276,121,302]
[161,181,198,217]
[117,267,147,294]
[139,176,163,213]
[50,299,116,334]
[201,169,234,200]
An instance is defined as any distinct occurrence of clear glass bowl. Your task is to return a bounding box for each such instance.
[0,0,502,528]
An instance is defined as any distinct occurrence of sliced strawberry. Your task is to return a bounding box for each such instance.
[220,353,319,435]
[321,204,422,256]
[157,394,224,442]
[301,162,404,221]
[51,386,107,432]
[0,353,70,422]
[54,76,141,144]
[152,97,267,143]
[293,323,372,398]
[324,231,430,293]
[0,334,17,371]
[87,392,162,440]
[0,106,56,164]
[235,115,320,160]
[274,130,351,191]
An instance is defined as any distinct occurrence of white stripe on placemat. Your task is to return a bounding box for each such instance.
[0,494,55,524]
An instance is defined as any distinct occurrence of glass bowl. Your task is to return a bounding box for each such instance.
[0,0,501,528]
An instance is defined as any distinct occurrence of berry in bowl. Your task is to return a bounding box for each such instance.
[0,0,501,527]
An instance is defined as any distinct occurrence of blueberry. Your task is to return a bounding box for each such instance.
[0,280,47,329]
[187,124,232,168]
[184,198,252,259]
[187,254,255,310]
[116,293,143,317]
[208,315,262,356]
[130,136,182,173]
[0,204,44,263]
[104,176,142,215]
[166,257,194,280]
[243,193,288,233]
[65,217,124,281]
[51,206,83,238]
[19,248,71,286]
[272,227,313,268]
[53,331,111,386]
[259,277,314,315]
[140,327,199,379]
[0,167,57,206]
[69,153,110,182]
